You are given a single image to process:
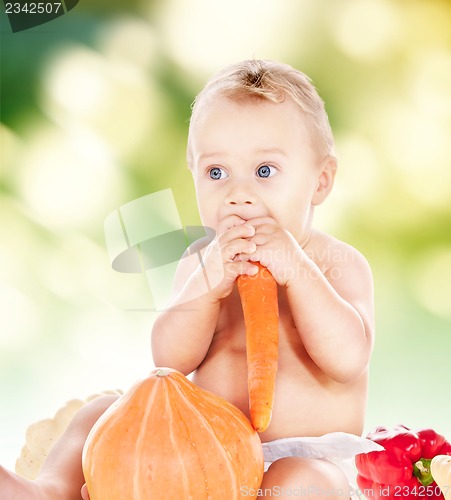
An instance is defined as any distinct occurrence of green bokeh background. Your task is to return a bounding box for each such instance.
[1,0,450,470]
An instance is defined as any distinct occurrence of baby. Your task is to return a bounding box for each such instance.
[0,60,379,499]
[151,59,379,497]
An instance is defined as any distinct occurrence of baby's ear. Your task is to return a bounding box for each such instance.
[312,156,337,206]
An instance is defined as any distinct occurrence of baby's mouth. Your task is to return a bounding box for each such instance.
[230,212,265,222]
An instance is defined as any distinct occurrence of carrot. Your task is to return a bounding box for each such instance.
[237,262,279,433]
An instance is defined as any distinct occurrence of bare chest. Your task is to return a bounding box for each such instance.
[214,285,299,352]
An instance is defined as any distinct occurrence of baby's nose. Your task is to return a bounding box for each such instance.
[228,198,253,205]
[226,182,256,206]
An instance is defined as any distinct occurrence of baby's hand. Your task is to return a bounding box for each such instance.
[238,216,303,287]
[198,216,259,301]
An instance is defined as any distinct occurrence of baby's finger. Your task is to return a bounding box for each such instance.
[218,214,247,233]
[222,238,257,262]
[218,223,255,246]
[246,216,278,229]
[225,260,259,279]
[249,232,271,246]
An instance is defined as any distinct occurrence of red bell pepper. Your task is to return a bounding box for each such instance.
[356,425,451,500]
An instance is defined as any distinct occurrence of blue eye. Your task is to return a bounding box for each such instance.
[209,167,228,180]
[257,165,275,178]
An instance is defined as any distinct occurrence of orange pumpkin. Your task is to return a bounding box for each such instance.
[82,368,264,499]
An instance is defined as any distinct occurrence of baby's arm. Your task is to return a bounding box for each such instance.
[151,218,257,375]
[243,219,374,383]
[285,241,374,383]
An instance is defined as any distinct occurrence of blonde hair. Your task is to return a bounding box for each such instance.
[187,59,335,164]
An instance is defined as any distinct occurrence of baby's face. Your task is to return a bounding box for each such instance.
[189,96,324,242]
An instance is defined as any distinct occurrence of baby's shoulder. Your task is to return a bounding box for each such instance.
[306,229,370,274]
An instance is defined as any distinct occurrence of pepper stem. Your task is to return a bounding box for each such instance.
[413,458,434,486]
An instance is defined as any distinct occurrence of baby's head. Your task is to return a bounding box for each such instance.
[187,59,337,241]
[187,59,335,165]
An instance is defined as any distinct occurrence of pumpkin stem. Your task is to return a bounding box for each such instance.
[155,368,171,377]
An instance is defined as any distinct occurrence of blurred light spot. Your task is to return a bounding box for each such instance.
[41,45,156,157]
[411,248,451,320]
[43,46,109,117]
[33,233,149,310]
[19,127,122,228]
[334,134,382,204]
[374,102,450,209]
[403,1,451,50]
[331,0,402,61]
[35,235,105,300]
[380,104,448,169]
[316,134,383,233]
[408,50,451,120]
[65,308,154,390]
[0,200,47,288]
[0,284,38,349]
[154,0,317,74]
[96,16,157,70]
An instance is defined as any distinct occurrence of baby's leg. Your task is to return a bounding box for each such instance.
[259,457,350,499]
[0,394,118,500]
